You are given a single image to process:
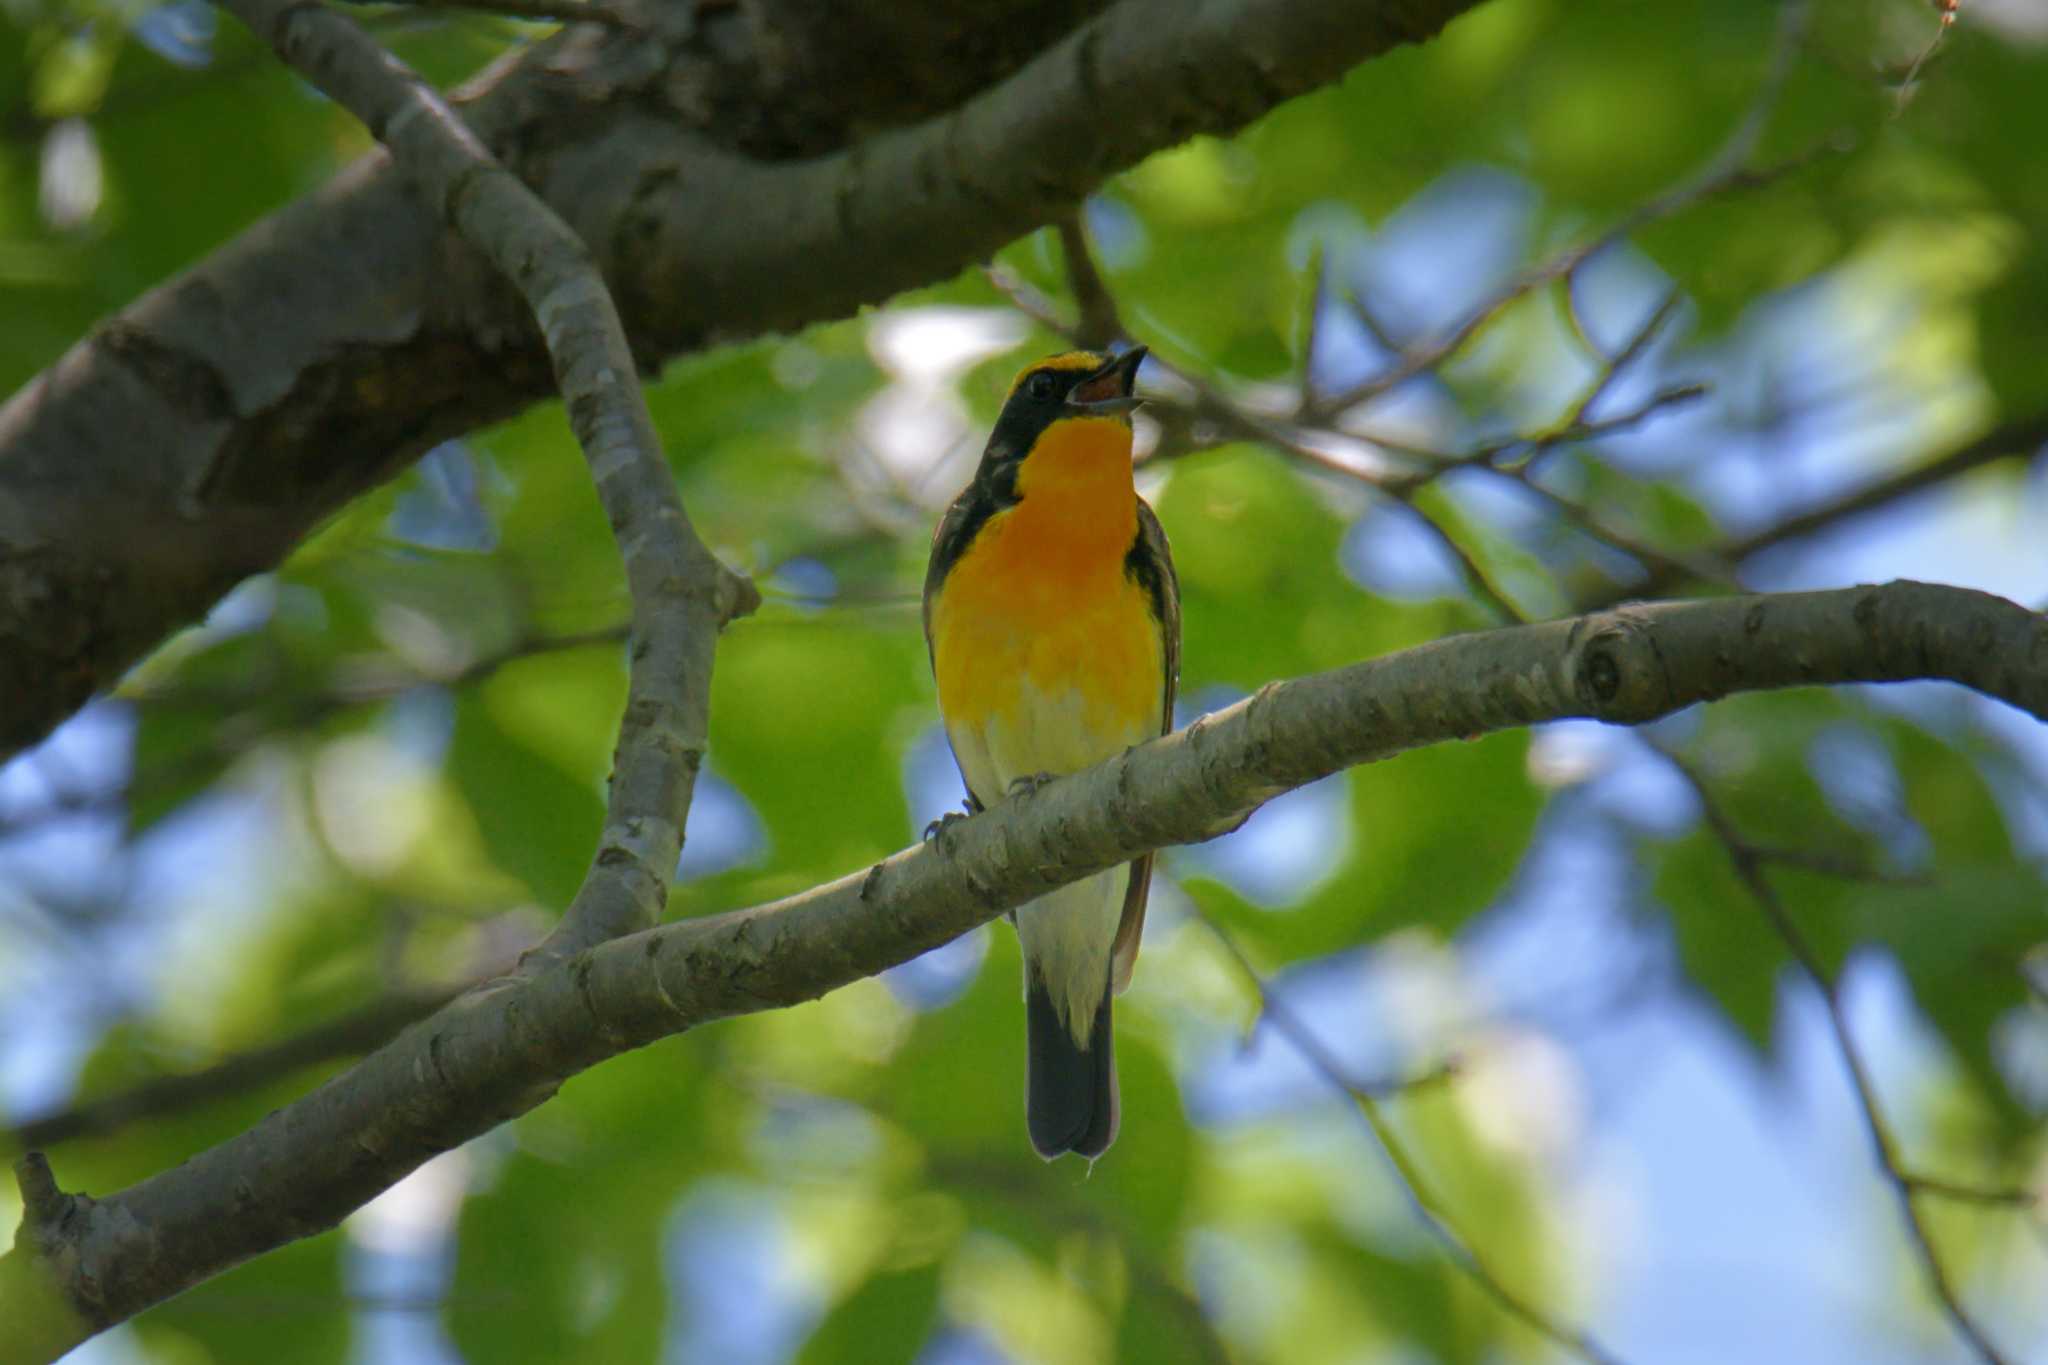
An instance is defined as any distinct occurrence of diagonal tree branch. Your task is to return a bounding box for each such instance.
[1192,908,1625,1365]
[214,0,757,958]
[1715,411,2048,572]
[1654,744,2021,1365]
[0,580,2042,1360]
[334,0,639,26]
[3,988,461,1151]
[1565,410,2048,612]
[1313,0,1816,419]
[0,0,1487,765]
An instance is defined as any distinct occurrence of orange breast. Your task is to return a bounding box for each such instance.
[930,418,1165,795]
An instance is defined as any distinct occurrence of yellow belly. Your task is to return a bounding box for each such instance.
[931,557,1164,806]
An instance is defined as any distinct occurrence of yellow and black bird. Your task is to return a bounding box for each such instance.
[923,347,1179,1160]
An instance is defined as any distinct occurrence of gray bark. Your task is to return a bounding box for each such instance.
[0,0,1481,758]
[2,579,2041,1361]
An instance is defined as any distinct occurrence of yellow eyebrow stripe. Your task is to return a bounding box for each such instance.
[1004,350,1108,398]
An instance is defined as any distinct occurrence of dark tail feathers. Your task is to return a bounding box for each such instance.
[1026,976,1117,1159]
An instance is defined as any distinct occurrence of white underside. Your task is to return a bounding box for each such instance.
[947,683,1144,1049]
[1015,868,1127,1049]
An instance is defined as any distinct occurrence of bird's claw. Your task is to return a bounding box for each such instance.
[1006,771,1056,799]
[922,810,971,842]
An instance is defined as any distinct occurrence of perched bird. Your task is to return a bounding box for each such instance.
[922,347,1179,1160]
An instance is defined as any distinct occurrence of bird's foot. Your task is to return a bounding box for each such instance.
[1006,771,1057,799]
[922,801,979,841]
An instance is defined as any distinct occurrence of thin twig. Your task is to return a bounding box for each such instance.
[1056,214,1124,350]
[1297,241,1329,411]
[1722,411,2048,565]
[1903,1172,2042,1211]
[332,0,636,26]
[6,988,464,1151]
[1746,842,1929,886]
[1191,909,1629,1365]
[1273,435,1528,624]
[1654,743,2020,1365]
[1618,409,2048,603]
[1559,288,1686,435]
[1310,0,1818,424]
[1894,0,1959,114]
[1380,381,1711,498]
[0,625,630,841]
[1403,502,1529,624]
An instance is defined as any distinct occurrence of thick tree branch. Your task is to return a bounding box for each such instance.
[0,580,2041,1359]
[218,0,756,957]
[0,0,1484,763]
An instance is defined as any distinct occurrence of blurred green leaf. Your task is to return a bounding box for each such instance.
[798,1264,941,1365]
[450,1040,710,1361]
[133,1235,348,1365]
[450,687,604,910]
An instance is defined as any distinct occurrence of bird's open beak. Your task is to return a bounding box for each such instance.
[1066,346,1147,416]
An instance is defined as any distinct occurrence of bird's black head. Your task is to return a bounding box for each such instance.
[980,346,1147,470]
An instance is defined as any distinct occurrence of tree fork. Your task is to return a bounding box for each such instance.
[0,0,1486,761]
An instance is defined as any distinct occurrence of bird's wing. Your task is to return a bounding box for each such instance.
[924,487,995,812]
[1111,495,1179,994]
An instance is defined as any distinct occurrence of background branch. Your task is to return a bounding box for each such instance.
[1655,745,2023,1365]
[3,988,461,1151]
[1192,909,1623,1365]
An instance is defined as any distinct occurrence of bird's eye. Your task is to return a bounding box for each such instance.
[1026,371,1057,401]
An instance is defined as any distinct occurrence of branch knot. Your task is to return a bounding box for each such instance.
[1567,610,1672,722]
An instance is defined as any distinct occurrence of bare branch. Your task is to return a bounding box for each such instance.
[1192,908,1627,1365]
[1310,0,1819,424]
[1296,241,1330,411]
[0,581,2040,1358]
[1057,214,1125,351]
[215,0,755,959]
[1901,1172,2042,1211]
[1619,410,2048,602]
[1722,412,2048,566]
[333,0,637,26]
[1654,744,2020,1365]
[4,988,461,1151]
[1894,0,1961,113]
[1557,288,1686,437]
